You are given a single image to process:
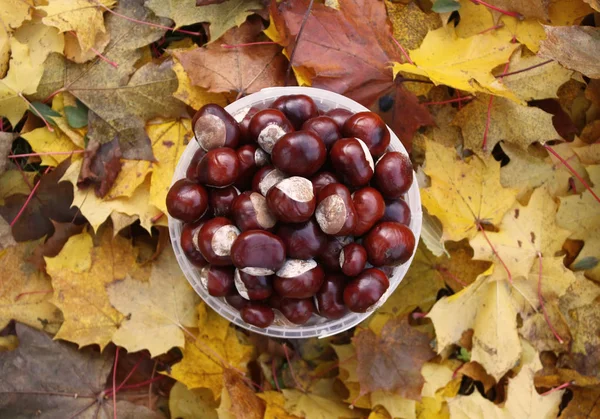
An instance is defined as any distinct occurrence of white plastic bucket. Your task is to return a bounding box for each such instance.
[168,87,422,338]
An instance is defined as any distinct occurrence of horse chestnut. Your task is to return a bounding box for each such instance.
[249,109,294,153]
[196,147,240,187]
[276,218,327,260]
[200,265,235,297]
[310,171,339,196]
[325,108,353,129]
[180,220,208,267]
[317,236,353,272]
[271,94,319,129]
[339,243,367,277]
[231,191,277,231]
[192,104,240,151]
[342,111,390,157]
[197,217,240,266]
[274,259,325,298]
[302,116,341,149]
[315,183,357,236]
[166,179,209,223]
[186,148,206,181]
[240,303,275,328]
[234,106,260,145]
[352,187,385,236]
[231,230,286,275]
[271,131,326,176]
[208,185,239,217]
[364,222,416,266]
[329,138,374,187]
[266,177,316,223]
[252,166,286,196]
[279,298,315,324]
[234,270,273,300]
[235,144,269,189]
[373,152,414,198]
[343,268,389,313]
[382,198,411,225]
[316,274,347,319]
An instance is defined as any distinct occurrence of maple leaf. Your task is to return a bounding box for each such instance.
[452,95,561,154]
[539,25,600,79]
[393,26,520,102]
[169,382,218,419]
[147,0,263,42]
[560,385,600,418]
[174,18,287,97]
[385,1,442,50]
[470,187,571,279]
[486,0,550,21]
[0,0,33,30]
[217,369,265,419]
[171,58,230,110]
[584,0,600,11]
[420,139,518,242]
[428,267,521,380]
[353,315,435,400]
[106,246,200,357]
[258,392,301,419]
[270,0,402,106]
[21,126,82,167]
[281,389,362,419]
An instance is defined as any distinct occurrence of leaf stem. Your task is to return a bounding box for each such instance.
[283,344,304,392]
[435,265,469,287]
[272,358,281,392]
[18,93,53,132]
[483,61,510,152]
[536,252,564,344]
[10,167,52,228]
[14,289,52,301]
[392,37,414,65]
[221,41,277,49]
[471,0,522,19]
[115,357,143,393]
[541,381,572,395]
[112,347,119,419]
[422,96,473,106]
[67,31,118,68]
[109,376,163,392]
[499,59,553,78]
[9,150,87,159]
[476,221,513,284]
[285,0,315,85]
[478,23,505,35]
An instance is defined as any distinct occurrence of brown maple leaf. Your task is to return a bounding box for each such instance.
[353,315,435,400]
[77,137,122,198]
[175,17,287,97]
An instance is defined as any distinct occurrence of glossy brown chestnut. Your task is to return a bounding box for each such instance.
[329,138,374,187]
[166,179,209,223]
[352,187,385,236]
[279,298,315,324]
[226,289,248,310]
[271,94,319,129]
[196,147,240,188]
[364,222,415,266]
[316,274,348,319]
[197,217,240,266]
[339,243,367,277]
[235,144,269,189]
[180,220,208,267]
[382,198,411,225]
[235,106,260,145]
[310,172,340,196]
[234,270,273,300]
[276,218,327,260]
[315,183,357,236]
[325,108,353,129]
[231,191,277,231]
[192,104,240,151]
[208,185,239,217]
[301,116,341,149]
[240,303,275,328]
[249,109,294,153]
[186,148,206,181]
[271,131,327,176]
[317,236,353,272]
[274,259,325,299]
[373,152,414,198]
[342,111,390,157]
[343,268,389,313]
[252,165,286,196]
[230,230,286,275]
[200,265,235,297]
[266,177,316,223]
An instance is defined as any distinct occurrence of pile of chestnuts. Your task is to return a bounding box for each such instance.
[167,94,416,329]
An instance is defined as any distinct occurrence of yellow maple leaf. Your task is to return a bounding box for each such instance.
[282,389,362,419]
[393,26,520,102]
[45,228,143,349]
[470,187,572,279]
[0,0,33,30]
[104,159,153,200]
[106,246,200,357]
[549,0,594,25]
[420,139,517,242]
[169,382,218,419]
[172,59,229,110]
[386,0,441,51]
[0,240,62,334]
[21,126,82,167]
[259,391,301,419]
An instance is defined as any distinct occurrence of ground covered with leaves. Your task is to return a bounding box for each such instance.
[0,0,599,418]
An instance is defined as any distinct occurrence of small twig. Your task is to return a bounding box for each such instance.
[392,37,414,65]
[18,93,53,132]
[112,347,119,419]
[471,0,522,18]
[541,381,572,395]
[285,0,315,85]
[499,59,553,78]
[537,252,564,344]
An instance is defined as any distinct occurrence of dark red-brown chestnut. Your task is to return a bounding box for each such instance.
[343,268,389,313]
[302,116,341,149]
[315,183,357,236]
[226,289,248,310]
[276,218,327,260]
[180,220,208,267]
[234,270,273,300]
[271,131,326,176]
[252,165,286,196]
[339,243,367,277]
[166,179,209,223]
[235,144,269,189]
[273,259,325,299]
[200,265,235,297]
[266,176,316,223]
[329,138,374,187]
[342,111,390,157]
[317,236,353,272]
[373,152,414,198]
[279,298,315,324]
[197,217,240,266]
[230,230,286,275]
[234,106,260,145]
[186,148,206,181]
[316,274,348,319]
[249,109,294,153]
[325,108,353,129]
[196,147,240,188]
[231,191,277,231]
[240,303,275,328]
[352,187,385,236]
[382,198,411,225]
[271,94,319,129]
[363,221,415,266]
[310,171,339,196]
[208,186,239,217]
[192,104,240,151]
